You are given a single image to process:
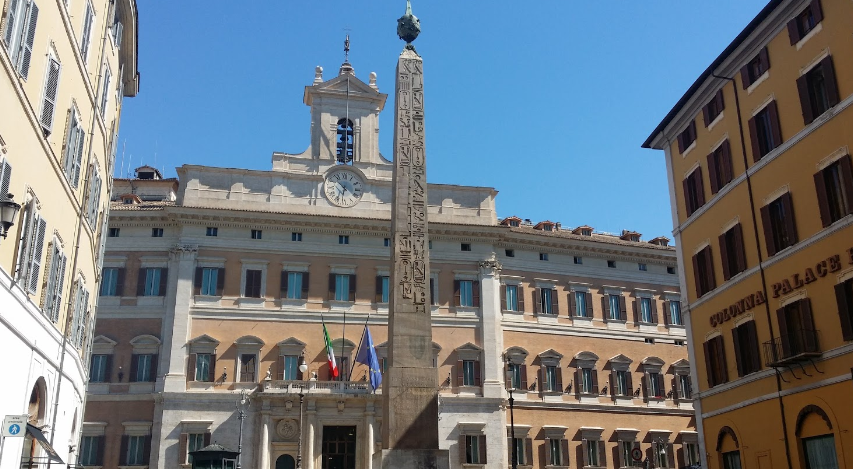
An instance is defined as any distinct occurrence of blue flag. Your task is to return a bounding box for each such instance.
[355,326,382,392]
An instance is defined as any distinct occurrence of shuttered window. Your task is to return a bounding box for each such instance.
[703,335,728,387]
[702,89,725,126]
[461,434,486,464]
[683,167,705,216]
[748,101,783,161]
[740,47,770,89]
[244,269,262,298]
[63,108,86,188]
[194,267,224,296]
[86,165,101,226]
[732,320,761,377]
[3,0,39,79]
[761,193,798,256]
[78,435,103,466]
[330,273,355,302]
[797,56,839,125]
[39,55,61,134]
[776,299,819,359]
[16,203,47,295]
[692,245,716,297]
[99,65,111,118]
[453,280,480,308]
[719,223,747,281]
[138,268,167,297]
[814,156,853,228]
[568,291,594,318]
[786,0,823,44]
[239,353,256,382]
[70,281,89,348]
[281,271,309,300]
[43,241,67,321]
[707,140,734,194]
[0,158,11,200]
[835,279,853,341]
[100,267,124,296]
[79,1,94,63]
[676,120,697,153]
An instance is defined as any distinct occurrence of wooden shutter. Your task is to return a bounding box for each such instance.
[500,285,506,311]
[18,2,38,80]
[301,272,310,299]
[768,100,782,150]
[599,440,608,467]
[95,435,105,465]
[632,299,639,324]
[759,47,770,73]
[748,115,761,162]
[507,437,512,466]
[276,355,284,380]
[781,192,798,245]
[472,281,480,307]
[619,295,627,321]
[525,438,533,466]
[328,273,336,300]
[280,271,289,298]
[721,140,733,185]
[194,267,203,295]
[626,370,634,396]
[676,133,685,154]
[474,360,481,386]
[591,369,599,394]
[40,57,60,133]
[187,353,196,382]
[813,168,831,227]
[609,370,616,397]
[550,288,558,315]
[115,268,126,296]
[208,354,216,382]
[348,274,356,302]
[52,253,66,322]
[544,438,552,465]
[740,62,752,89]
[585,292,594,317]
[760,205,776,256]
[663,301,670,326]
[667,443,676,469]
[104,355,113,383]
[716,336,729,384]
[517,286,525,312]
[811,0,823,23]
[707,151,720,194]
[694,167,705,208]
[682,177,692,215]
[458,435,466,463]
[747,320,761,372]
[2,0,20,48]
[702,102,711,127]
[786,16,801,44]
[797,73,814,125]
[560,439,569,466]
[568,291,576,316]
[456,360,464,387]
[129,354,139,382]
[602,295,610,321]
[520,364,528,390]
[835,283,853,341]
[142,435,152,465]
[217,268,225,295]
[534,288,542,314]
[179,433,188,464]
[375,276,383,303]
[150,354,158,382]
[733,224,747,273]
[839,156,853,216]
[453,280,461,306]
[504,364,511,388]
[159,268,168,296]
[800,299,816,352]
[732,326,744,377]
[650,299,659,324]
[478,435,487,464]
[28,215,47,295]
[703,341,715,387]
[119,435,129,466]
[137,268,146,296]
[0,159,11,199]
[719,232,732,281]
[555,367,563,392]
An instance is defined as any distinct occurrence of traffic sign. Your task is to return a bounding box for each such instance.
[631,447,643,462]
[2,415,28,437]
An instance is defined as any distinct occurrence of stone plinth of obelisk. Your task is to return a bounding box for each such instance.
[375,2,449,469]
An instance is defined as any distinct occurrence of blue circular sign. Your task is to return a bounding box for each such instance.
[8,424,21,435]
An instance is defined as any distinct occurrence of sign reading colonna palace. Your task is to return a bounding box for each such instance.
[84,60,698,469]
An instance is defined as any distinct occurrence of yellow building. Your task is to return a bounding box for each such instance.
[0,0,138,467]
[643,1,853,468]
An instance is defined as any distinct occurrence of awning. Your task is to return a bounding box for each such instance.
[25,424,64,464]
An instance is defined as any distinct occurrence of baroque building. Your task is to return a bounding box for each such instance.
[0,0,139,468]
[85,61,696,469]
[643,0,853,468]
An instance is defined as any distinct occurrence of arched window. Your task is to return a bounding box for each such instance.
[336,118,354,164]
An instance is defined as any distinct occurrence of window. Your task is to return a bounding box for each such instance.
[109,227,120,237]
[702,89,725,126]
[195,267,223,296]
[100,267,123,296]
[89,354,110,383]
[704,335,729,387]
[131,354,154,382]
[621,441,641,468]
[282,271,308,300]
[637,297,656,323]
[206,227,218,236]
[43,242,67,321]
[463,434,486,464]
[535,287,557,315]
[503,284,519,311]
[151,228,163,237]
[685,443,700,466]
[574,256,582,264]
[677,120,697,153]
[584,439,602,467]
[578,367,597,394]
[70,282,90,348]
[787,0,823,44]
[461,243,471,251]
[667,266,676,274]
[239,353,257,382]
[79,1,94,64]
[666,300,683,326]
[78,435,102,466]
[383,237,390,247]
[506,362,525,390]
[429,277,437,305]
[99,64,111,118]
[339,235,349,244]
[292,232,302,241]
[607,260,616,268]
[692,245,716,297]
[545,438,568,466]
[683,167,706,216]
[814,156,853,227]
[740,47,770,88]
[647,371,665,398]
[505,249,515,257]
[655,441,672,468]
[251,229,262,239]
[761,193,798,256]
[722,451,742,469]
[454,280,479,308]
[279,355,300,380]
[2,0,39,79]
[138,268,166,296]
[543,365,559,392]
[376,275,389,303]
[677,374,693,399]
[645,338,656,344]
[606,294,625,321]
[186,433,205,465]
[720,224,747,280]
[244,269,262,298]
[429,240,433,249]
[330,273,355,302]
[675,340,685,346]
[749,101,782,161]
[570,291,592,318]
[802,434,839,469]
[613,370,630,396]
[708,140,734,194]
[194,353,212,382]
[460,360,479,387]
[837,278,853,341]
[39,54,61,134]
[539,252,549,261]
[798,56,839,125]
[777,299,819,359]
[509,437,530,465]
[124,435,148,466]
[111,10,124,50]
[63,108,85,187]
[336,118,354,163]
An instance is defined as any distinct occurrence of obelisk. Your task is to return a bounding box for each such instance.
[377,2,449,468]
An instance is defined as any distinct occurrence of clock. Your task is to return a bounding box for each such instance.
[324,169,365,207]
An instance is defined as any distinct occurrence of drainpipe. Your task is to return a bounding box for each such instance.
[711,73,793,469]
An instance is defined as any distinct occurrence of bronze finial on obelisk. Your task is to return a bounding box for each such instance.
[376,2,449,468]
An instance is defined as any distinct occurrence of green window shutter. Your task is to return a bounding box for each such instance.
[39,57,61,134]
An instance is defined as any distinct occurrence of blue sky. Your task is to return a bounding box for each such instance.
[117,1,769,242]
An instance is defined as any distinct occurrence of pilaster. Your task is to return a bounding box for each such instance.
[161,243,198,392]
[305,400,316,469]
[479,254,504,398]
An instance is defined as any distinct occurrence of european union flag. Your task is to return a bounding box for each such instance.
[355,326,382,392]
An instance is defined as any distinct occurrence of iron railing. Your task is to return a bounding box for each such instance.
[763,328,821,366]
[262,379,373,394]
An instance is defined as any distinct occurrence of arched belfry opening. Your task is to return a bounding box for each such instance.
[336,118,354,164]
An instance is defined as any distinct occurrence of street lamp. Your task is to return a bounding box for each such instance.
[296,354,308,469]
[0,193,22,240]
[235,390,251,469]
[505,367,517,469]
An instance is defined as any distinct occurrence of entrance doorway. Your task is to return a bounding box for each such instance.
[322,426,356,469]
[275,454,295,469]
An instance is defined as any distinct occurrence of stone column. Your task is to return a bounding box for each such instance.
[305,400,316,469]
[478,255,504,399]
[161,244,197,392]
[259,405,270,469]
[364,401,376,469]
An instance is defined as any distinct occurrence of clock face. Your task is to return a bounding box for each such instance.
[324,169,365,207]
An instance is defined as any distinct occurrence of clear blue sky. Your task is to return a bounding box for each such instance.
[117,0,769,242]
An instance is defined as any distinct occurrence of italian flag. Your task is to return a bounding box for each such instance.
[323,322,339,378]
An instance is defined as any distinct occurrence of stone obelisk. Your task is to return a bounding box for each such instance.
[377,2,449,468]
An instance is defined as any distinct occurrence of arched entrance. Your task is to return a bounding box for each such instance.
[21,379,47,469]
[275,454,295,469]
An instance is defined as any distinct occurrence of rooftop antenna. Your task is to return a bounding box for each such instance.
[119,140,126,179]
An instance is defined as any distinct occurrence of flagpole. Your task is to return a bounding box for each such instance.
[341,308,347,381]
[349,314,371,379]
